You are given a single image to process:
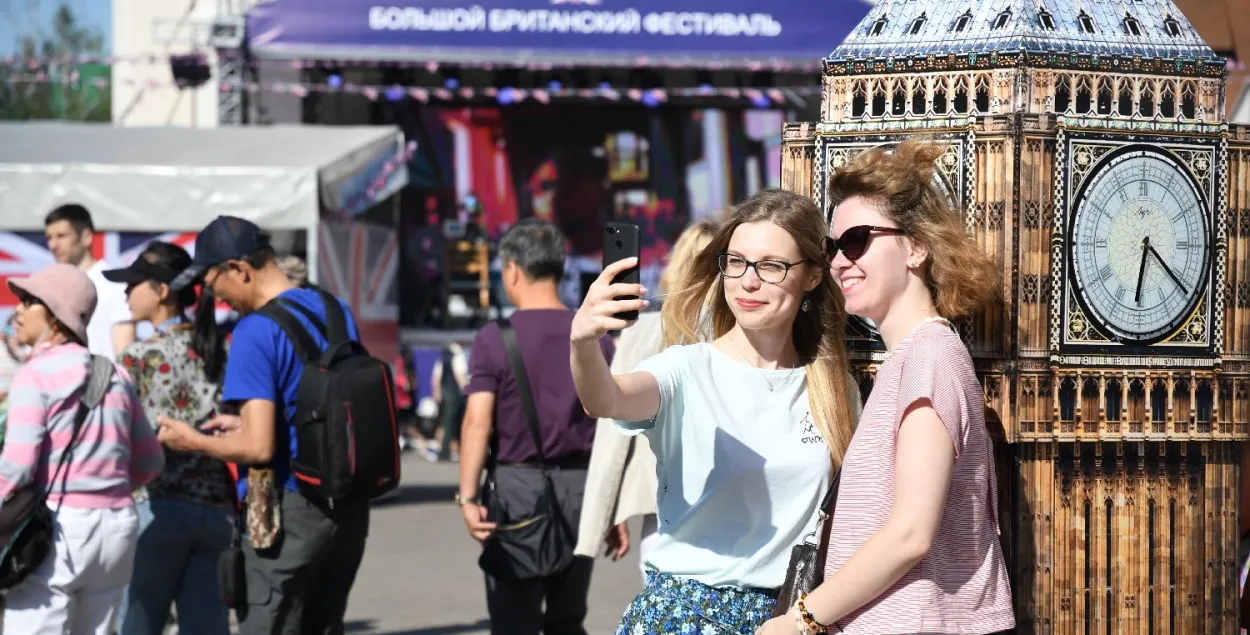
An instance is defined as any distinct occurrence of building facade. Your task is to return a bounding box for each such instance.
[782,2,1250,633]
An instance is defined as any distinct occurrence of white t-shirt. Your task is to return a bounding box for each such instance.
[85,261,132,361]
[617,342,831,589]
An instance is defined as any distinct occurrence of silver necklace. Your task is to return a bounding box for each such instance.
[731,339,800,392]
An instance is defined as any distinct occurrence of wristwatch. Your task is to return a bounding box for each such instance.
[454,492,476,506]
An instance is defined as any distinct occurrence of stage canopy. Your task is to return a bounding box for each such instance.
[0,122,408,232]
[247,0,875,70]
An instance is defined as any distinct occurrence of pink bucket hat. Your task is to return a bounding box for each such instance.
[6,263,97,345]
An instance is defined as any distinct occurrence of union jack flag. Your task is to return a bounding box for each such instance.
[0,230,198,324]
[316,217,400,361]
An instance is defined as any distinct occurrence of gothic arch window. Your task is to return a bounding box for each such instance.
[852,80,868,118]
[1160,81,1176,118]
[1139,80,1155,117]
[1180,81,1197,119]
[992,8,1011,30]
[1196,380,1213,427]
[911,78,927,115]
[1097,77,1113,115]
[1081,379,1100,430]
[908,13,927,36]
[1128,379,1146,432]
[932,78,948,114]
[1172,379,1191,429]
[1055,74,1071,113]
[1038,9,1056,31]
[1060,378,1077,423]
[1124,14,1142,36]
[892,81,907,116]
[1106,379,1123,422]
[1150,380,1168,425]
[1079,11,1096,34]
[1117,78,1133,116]
[869,16,888,36]
[953,76,969,114]
[974,75,990,113]
[1075,76,1093,114]
[871,80,887,116]
[1163,15,1182,37]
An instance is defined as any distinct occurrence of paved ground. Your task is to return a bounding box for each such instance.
[341,454,644,635]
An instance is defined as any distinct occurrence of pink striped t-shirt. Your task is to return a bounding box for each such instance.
[824,322,1014,634]
[0,343,164,508]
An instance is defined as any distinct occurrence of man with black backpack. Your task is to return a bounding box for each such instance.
[155,216,399,635]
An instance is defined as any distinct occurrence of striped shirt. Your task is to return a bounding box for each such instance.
[824,322,1014,634]
[0,343,164,509]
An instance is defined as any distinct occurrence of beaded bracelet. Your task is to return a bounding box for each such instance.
[792,594,829,634]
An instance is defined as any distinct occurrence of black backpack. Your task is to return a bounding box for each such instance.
[257,288,401,502]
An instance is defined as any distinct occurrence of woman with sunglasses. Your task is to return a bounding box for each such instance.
[106,242,233,635]
[756,140,1013,635]
[0,263,164,634]
[571,189,859,634]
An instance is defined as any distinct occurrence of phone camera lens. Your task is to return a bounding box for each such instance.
[607,227,617,234]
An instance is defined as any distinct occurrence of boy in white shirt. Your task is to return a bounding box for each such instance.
[43,204,135,360]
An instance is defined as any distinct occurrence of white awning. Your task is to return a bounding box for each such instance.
[0,122,407,232]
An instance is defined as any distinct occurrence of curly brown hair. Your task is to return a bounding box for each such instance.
[661,189,859,462]
[827,139,998,320]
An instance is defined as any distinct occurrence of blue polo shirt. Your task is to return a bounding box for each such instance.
[222,287,360,500]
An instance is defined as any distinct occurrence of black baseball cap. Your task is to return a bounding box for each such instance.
[170,215,269,291]
[102,256,181,286]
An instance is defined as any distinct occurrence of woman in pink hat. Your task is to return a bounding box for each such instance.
[0,263,165,635]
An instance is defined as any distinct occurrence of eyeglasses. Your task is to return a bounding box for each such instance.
[825,225,906,262]
[717,254,805,284]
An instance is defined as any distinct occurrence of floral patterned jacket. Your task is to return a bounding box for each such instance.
[120,326,235,509]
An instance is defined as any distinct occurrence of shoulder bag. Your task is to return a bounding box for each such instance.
[477,318,576,580]
[773,468,841,618]
[0,354,113,589]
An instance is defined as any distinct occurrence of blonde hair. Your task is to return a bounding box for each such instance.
[658,218,720,349]
[827,140,998,320]
[660,189,858,462]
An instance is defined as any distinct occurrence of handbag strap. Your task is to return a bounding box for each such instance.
[815,468,841,571]
[48,355,114,499]
[496,318,547,469]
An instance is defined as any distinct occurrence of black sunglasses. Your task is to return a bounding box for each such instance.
[825,225,906,262]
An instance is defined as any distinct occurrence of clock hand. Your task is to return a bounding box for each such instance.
[1134,238,1149,306]
[1146,243,1189,294]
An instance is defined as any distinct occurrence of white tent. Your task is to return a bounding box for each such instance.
[0,122,408,282]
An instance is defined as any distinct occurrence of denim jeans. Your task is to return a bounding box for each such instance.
[117,499,234,635]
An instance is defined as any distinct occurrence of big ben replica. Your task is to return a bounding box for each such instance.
[782,2,1250,634]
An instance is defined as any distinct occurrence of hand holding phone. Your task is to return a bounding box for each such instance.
[569,222,647,344]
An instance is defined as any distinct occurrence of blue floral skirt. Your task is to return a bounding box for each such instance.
[616,570,778,635]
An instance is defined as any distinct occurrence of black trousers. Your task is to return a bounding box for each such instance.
[236,490,370,635]
[483,464,592,635]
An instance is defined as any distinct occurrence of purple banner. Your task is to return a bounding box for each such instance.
[247,0,873,67]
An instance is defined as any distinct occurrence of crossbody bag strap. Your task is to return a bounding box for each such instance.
[256,302,323,363]
[815,467,841,571]
[496,318,546,469]
[47,355,114,499]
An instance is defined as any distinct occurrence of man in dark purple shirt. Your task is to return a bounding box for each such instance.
[456,219,614,635]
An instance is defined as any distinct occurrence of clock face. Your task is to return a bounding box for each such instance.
[1069,146,1209,344]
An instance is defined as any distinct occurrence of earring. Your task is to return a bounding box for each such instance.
[801,296,811,312]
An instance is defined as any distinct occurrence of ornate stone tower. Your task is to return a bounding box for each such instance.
[782,2,1250,633]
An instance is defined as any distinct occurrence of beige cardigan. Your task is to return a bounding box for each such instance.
[574,312,663,557]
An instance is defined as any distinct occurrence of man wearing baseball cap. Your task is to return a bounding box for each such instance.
[155,215,370,634]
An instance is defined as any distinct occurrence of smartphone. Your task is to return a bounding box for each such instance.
[602,222,642,321]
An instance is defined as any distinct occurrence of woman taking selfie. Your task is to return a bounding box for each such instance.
[571,189,858,634]
[107,242,234,635]
[0,263,164,634]
[757,140,1013,635]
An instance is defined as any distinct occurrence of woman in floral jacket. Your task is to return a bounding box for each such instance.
[107,242,235,635]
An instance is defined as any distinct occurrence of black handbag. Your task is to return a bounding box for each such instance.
[0,355,113,589]
[218,509,246,608]
[773,468,841,619]
[477,318,576,581]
